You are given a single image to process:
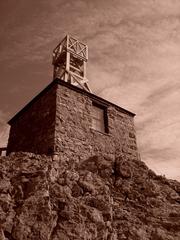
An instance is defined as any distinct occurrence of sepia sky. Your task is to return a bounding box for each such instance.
[0,0,180,180]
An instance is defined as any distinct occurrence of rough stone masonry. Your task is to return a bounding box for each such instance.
[0,152,180,239]
[7,79,139,164]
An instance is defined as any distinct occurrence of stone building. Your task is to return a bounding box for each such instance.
[7,36,139,162]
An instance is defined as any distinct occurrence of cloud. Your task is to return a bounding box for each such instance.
[145,155,180,181]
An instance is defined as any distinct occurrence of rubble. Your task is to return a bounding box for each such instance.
[0,152,179,239]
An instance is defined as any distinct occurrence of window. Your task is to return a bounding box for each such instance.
[91,103,108,133]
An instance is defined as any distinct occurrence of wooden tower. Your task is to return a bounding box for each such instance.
[52,35,91,92]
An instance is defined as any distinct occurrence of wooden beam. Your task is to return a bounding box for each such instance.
[52,35,91,92]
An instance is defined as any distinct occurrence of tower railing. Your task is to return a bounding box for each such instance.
[52,35,91,92]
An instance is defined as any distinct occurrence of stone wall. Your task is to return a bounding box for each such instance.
[7,80,139,162]
[55,83,139,163]
[7,85,57,155]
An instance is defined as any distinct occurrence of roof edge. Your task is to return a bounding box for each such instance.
[55,79,136,117]
[8,79,136,125]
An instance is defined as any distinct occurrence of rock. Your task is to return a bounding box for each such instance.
[0,153,179,239]
[150,228,174,240]
[115,156,133,178]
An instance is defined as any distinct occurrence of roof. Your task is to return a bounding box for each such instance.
[8,79,136,125]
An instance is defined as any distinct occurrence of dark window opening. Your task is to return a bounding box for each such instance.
[91,103,109,133]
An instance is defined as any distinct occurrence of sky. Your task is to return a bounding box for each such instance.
[0,0,180,180]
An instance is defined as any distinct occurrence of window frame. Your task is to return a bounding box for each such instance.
[91,101,109,134]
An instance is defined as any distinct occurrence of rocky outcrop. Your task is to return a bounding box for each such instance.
[0,152,180,240]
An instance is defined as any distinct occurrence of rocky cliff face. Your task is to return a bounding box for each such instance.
[0,152,180,240]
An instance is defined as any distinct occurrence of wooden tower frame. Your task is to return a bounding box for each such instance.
[52,35,91,92]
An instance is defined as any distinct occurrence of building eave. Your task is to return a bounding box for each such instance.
[8,79,136,125]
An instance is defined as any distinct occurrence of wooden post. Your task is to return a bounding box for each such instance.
[65,51,70,82]
[52,35,91,92]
